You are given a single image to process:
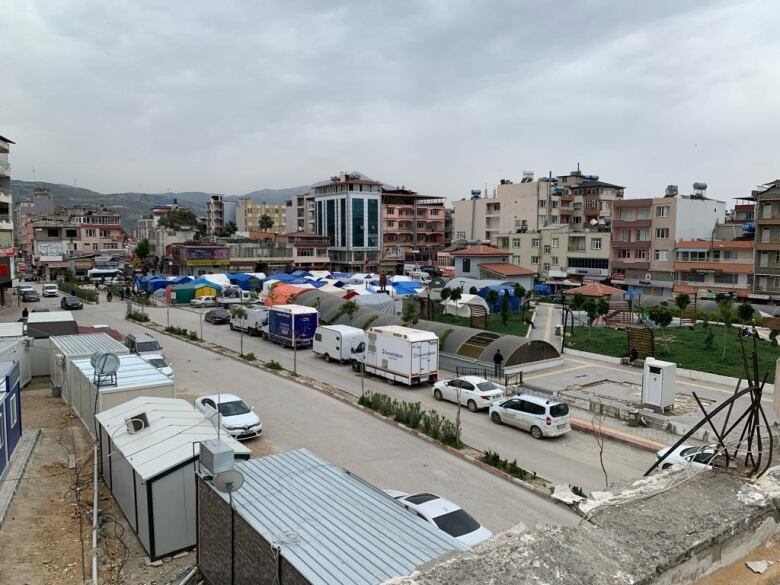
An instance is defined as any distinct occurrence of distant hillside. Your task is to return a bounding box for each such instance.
[11,181,310,230]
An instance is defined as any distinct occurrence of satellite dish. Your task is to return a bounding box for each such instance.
[90,352,120,375]
[214,469,245,494]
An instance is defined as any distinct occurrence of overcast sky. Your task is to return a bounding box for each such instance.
[2,1,779,202]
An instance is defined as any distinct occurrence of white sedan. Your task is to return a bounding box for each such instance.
[432,376,505,412]
[194,393,263,440]
[656,444,719,470]
[385,491,494,547]
[191,295,217,307]
[139,354,175,379]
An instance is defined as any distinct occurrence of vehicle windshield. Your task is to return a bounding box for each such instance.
[476,382,499,391]
[432,509,481,538]
[148,359,168,368]
[218,400,250,416]
[549,403,569,417]
[136,341,161,352]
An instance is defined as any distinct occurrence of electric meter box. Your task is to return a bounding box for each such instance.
[642,357,676,411]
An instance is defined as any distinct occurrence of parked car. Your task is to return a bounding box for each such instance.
[124,332,164,357]
[21,290,40,302]
[204,308,231,324]
[139,354,175,379]
[17,285,35,296]
[432,376,505,412]
[194,393,262,440]
[191,295,217,308]
[23,273,36,282]
[489,394,571,439]
[655,444,719,471]
[61,295,83,310]
[42,284,59,297]
[385,491,493,547]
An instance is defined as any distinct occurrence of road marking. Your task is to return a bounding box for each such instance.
[524,364,590,380]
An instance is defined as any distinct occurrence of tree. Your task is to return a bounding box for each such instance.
[500,290,510,326]
[648,305,674,353]
[341,299,359,322]
[215,221,238,237]
[258,214,274,232]
[570,293,586,326]
[717,297,734,359]
[469,286,479,295]
[440,287,451,303]
[135,238,150,260]
[231,306,247,356]
[158,208,199,230]
[596,297,610,322]
[583,298,601,339]
[737,301,755,324]
[513,283,526,300]
[402,298,420,325]
[486,289,499,314]
[675,293,691,314]
[449,287,462,313]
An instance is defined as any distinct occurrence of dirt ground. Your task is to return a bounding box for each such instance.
[695,536,780,585]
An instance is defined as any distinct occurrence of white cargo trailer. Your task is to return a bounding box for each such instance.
[352,325,438,386]
[313,325,365,364]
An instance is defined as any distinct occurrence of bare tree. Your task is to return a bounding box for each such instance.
[591,414,609,489]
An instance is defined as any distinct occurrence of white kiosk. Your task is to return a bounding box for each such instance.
[642,357,676,412]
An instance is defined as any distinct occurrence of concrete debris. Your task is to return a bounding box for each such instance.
[144,558,163,567]
[552,485,584,505]
[746,560,769,574]
[737,486,767,507]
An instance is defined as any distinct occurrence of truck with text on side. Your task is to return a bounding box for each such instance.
[262,304,319,348]
[351,325,439,386]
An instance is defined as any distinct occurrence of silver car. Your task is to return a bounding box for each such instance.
[489,394,571,439]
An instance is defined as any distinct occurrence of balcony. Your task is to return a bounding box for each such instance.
[0,162,9,177]
[612,219,651,228]
[611,240,650,249]
[611,260,650,270]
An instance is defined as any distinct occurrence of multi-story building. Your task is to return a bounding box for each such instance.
[285,231,330,271]
[381,187,446,269]
[444,207,454,247]
[286,193,316,234]
[453,169,624,243]
[14,187,55,250]
[753,180,780,296]
[313,172,382,272]
[205,194,225,235]
[611,185,725,296]
[0,134,15,300]
[70,209,124,253]
[168,242,230,276]
[236,198,287,234]
[674,240,754,299]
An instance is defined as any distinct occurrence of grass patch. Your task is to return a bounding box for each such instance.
[241,352,256,361]
[565,325,780,379]
[126,310,150,323]
[266,360,283,370]
[164,325,199,340]
[430,309,534,337]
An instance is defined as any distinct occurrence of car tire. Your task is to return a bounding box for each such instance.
[662,463,672,470]
[467,400,478,413]
[352,360,360,372]
[491,412,502,425]
[530,426,543,440]
[434,388,443,401]
[324,353,331,363]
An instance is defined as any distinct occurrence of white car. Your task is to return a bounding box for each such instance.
[432,376,505,412]
[655,444,719,471]
[385,491,493,547]
[42,284,59,297]
[489,394,571,439]
[191,295,217,307]
[194,393,263,440]
[139,354,175,380]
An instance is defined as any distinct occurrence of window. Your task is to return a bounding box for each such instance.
[549,403,569,417]
[552,238,559,248]
[656,206,670,218]
[635,249,647,259]
[456,231,466,240]
[531,238,540,248]
[654,250,668,261]
[618,249,631,259]
[619,209,632,221]
[99,229,111,238]
[538,200,546,208]
[432,509,481,538]
[520,400,546,415]
[462,258,471,272]
[543,245,551,254]
[636,208,650,220]
[551,256,559,265]
[511,238,520,247]
[636,229,650,241]
[10,394,17,427]
[326,200,335,245]
[367,199,379,247]
[543,263,550,272]
[85,229,96,237]
[531,256,540,264]
[655,228,669,239]
[47,228,58,238]
[591,238,602,250]
[66,229,78,238]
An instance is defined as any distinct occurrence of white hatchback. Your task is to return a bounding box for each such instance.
[432,376,506,412]
[489,394,571,439]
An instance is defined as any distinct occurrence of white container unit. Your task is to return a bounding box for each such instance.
[0,337,31,388]
[50,333,130,406]
[642,357,676,411]
[68,353,176,437]
[312,325,365,364]
[27,311,79,376]
[353,325,439,386]
[95,397,250,561]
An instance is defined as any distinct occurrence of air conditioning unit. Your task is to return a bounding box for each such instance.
[125,412,150,434]
[199,439,235,476]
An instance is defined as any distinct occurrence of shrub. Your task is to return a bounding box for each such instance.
[127,310,150,323]
[59,280,98,302]
[241,352,256,361]
[188,331,199,341]
[360,392,461,447]
[571,485,587,498]
[361,315,379,330]
[266,360,283,370]
[480,449,533,480]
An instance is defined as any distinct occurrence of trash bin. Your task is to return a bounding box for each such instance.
[628,409,640,427]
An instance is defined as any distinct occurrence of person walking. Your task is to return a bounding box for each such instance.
[21,307,28,319]
[493,349,504,377]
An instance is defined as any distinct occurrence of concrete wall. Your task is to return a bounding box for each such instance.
[454,254,509,279]
[674,197,726,241]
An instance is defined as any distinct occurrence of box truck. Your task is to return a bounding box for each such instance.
[313,325,365,364]
[230,307,269,336]
[351,325,438,386]
[263,304,319,348]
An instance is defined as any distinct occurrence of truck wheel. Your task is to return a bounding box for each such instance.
[434,389,443,401]
[351,360,360,372]
[229,323,235,331]
[467,400,478,413]
[324,353,331,363]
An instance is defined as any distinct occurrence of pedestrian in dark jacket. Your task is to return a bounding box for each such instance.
[493,349,504,376]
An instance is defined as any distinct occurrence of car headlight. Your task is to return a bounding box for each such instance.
[223,424,240,431]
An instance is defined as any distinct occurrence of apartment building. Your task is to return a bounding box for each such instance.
[453,169,624,244]
[70,209,124,252]
[674,240,753,298]
[497,224,610,284]
[611,186,725,296]
[286,193,316,234]
[0,134,14,298]
[236,198,287,234]
[205,195,226,235]
[753,180,780,296]
[313,172,382,272]
[381,187,446,268]
[285,231,330,271]
[14,187,55,250]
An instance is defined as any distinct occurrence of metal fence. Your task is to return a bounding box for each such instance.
[455,366,523,388]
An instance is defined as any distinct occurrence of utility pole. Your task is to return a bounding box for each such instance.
[292,314,297,375]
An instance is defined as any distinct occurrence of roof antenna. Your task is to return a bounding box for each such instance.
[577,162,580,172]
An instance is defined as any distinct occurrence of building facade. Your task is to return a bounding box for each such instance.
[313,172,382,272]
[753,180,780,296]
[674,240,753,299]
[168,243,230,276]
[285,231,330,270]
[70,209,124,253]
[235,198,287,234]
[286,193,316,234]
[381,187,446,268]
[0,134,15,298]
[205,194,225,235]
[13,187,55,250]
[451,245,511,279]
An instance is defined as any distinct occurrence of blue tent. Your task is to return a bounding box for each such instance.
[147,278,170,293]
[331,272,353,279]
[229,272,263,291]
[267,272,297,283]
[479,285,521,312]
[393,281,423,296]
[291,270,311,278]
[167,276,192,285]
[533,284,552,296]
[189,277,223,292]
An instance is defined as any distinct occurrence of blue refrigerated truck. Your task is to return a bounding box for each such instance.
[263,304,319,348]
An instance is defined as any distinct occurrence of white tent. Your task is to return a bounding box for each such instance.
[200,273,231,287]
[308,270,332,280]
[442,294,491,318]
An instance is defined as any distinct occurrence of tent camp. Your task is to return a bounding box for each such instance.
[171,278,222,304]
[442,294,491,318]
[479,285,522,312]
[392,281,423,297]
[200,273,231,287]
[229,273,263,291]
[264,283,308,306]
[354,293,396,314]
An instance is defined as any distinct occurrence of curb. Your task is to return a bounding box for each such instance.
[0,429,42,529]
[134,319,580,511]
[571,417,665,453]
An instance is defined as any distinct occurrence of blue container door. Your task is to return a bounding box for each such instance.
[5,382,21,460]
[0,400,8,479]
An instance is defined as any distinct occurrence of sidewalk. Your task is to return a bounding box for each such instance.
[569,404,682,453]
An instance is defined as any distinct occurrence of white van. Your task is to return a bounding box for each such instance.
[42,284,59,297]
[409,271,431,286]
[488,394,571,439]
[230,307,269,336]
[313,325,365,364]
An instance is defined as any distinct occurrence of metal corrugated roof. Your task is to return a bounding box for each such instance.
[95,397,250,480]
[27,310,75,323]
[71,354,173,392]
[0,323,24,338]
[219,449,465,585]
[50,333,129,357]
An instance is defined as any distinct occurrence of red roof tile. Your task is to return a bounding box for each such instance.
[451,245,510,257]
[479,263,535,276]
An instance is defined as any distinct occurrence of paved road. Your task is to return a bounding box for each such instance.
[17,291,580,531]
[87,299,652,491]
